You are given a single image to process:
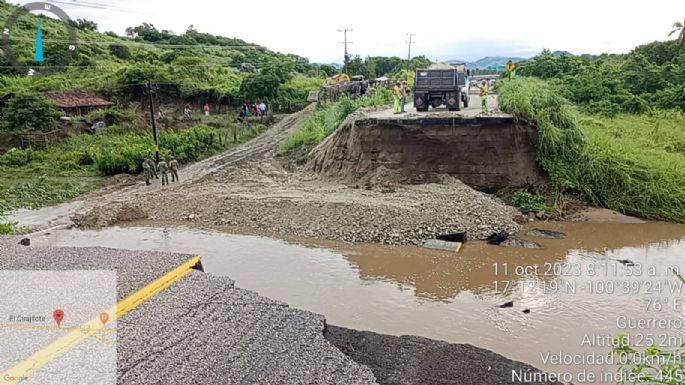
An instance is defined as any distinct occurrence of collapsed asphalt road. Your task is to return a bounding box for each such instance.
[1,236,563,385]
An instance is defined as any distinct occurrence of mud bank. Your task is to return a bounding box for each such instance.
[310,111,546,191]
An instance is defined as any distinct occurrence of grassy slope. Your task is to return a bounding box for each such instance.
[499,78,685,221]
[278,87,393,155]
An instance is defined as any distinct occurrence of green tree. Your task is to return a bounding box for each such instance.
[126,23,163,42]
[109,44,131,60]
[2,93,60,132]
[69,18,97,32]
[239,73,281,101]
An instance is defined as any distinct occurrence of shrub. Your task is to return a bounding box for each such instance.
[278,88,393,155]
[0,148,41,167]
[1,93,61,132]
[512,190,548,212]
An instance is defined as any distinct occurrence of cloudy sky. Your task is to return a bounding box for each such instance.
[13,0,684,63]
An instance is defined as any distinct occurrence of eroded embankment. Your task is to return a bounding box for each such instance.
[310,112,546,192]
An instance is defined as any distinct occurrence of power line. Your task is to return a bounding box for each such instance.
[337,28,352,74]
[406,33,415,71]
[44,0,146,14]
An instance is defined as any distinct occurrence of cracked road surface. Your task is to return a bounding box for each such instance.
[0,237,378,385]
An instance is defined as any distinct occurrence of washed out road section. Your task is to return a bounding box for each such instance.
[0,237,378,385]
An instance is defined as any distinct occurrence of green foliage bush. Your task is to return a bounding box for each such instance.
[1,93,61,132]
[0,148,43,167]
[278,88,393,155]
[499,78,685,222]
[511,191,548,212]
[86,107,136,125]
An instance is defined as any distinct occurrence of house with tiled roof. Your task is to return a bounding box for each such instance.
[44,91,114,115]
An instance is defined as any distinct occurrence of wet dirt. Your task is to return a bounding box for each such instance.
[32,221,685,384]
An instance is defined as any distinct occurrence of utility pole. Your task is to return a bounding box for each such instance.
[406,33,416,71]
[338,28,353,74]
[146,80,160,163]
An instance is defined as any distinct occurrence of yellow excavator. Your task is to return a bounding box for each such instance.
[323,73,351,86]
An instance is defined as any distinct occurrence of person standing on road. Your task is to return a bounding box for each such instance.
[479,80,489,113]
[259,101,267,116]
[158,158,169,186]
[169,156,179,183]
[142,157,152,186]
[147,155,158,179]
[400,81,408,113]
[392,82,401,114]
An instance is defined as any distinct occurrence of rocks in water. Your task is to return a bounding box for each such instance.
[526,228,566,239]
[522,309,531,314]
[499,237,543,249]
[499,301,514,308]
[617,259,635,266]
[19,238,30,246]
[487,231,509,245]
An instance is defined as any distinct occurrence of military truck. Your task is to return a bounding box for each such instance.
[413,64,469,112]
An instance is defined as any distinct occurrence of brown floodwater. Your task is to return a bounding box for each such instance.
[33,222,685,384]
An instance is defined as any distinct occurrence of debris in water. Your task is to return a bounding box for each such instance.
[617,259,635,266]
[423,239,462,253]
[522,309,531,314]
[436,231,467,243]
[499,301,514,308]
[487,231,509,245]
[526,228,566,239]
[19,238,30,246]
[499,237,543,249]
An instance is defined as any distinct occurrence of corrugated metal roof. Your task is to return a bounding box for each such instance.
[44,91,114,108]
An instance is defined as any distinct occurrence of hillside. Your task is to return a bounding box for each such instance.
[0,0,323,107]
[446,56,525,69]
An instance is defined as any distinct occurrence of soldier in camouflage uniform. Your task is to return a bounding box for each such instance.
[157,158,169,186]
[147,155,159,179]
[142,157,152,185]
[169,156,179,183]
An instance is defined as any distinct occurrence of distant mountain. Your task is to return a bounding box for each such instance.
[551,50,573,57]
[445,56,526,69]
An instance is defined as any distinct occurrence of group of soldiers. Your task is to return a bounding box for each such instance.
[142,155,179,186]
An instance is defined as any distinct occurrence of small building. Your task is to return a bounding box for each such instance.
[44,91,114,116]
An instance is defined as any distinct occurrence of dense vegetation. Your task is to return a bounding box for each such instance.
[0,118,267,232]
[515,41,685,116]
[499,77,685,222]
[0,1,323,108]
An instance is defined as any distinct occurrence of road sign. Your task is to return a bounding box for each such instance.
[505,60,516,72]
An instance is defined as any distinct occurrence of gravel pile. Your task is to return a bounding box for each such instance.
[133,166,520,245]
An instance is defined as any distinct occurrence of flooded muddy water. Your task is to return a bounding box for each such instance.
[33,222,685,383]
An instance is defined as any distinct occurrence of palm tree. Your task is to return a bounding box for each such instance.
[670,18,685,47]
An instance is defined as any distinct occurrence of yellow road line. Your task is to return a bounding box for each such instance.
[0,256,201,385]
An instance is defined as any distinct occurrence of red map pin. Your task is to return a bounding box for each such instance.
[53,309,64,328]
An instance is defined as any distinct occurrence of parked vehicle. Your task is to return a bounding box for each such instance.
[413,64,469,111]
